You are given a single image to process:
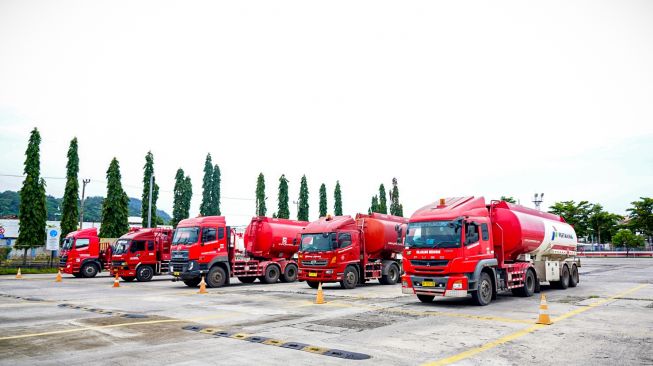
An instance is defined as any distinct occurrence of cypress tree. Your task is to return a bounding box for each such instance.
[99,158,129,238]
[369,195,379,214]
[172,168,187,227]
[298,175,309,221]
[319,183,327,218]
[141,151,159,227]
[255,173,266,216]
[60,137,79,240]
[211,164,221,215]
[389,177,403,216]
[183,176,192,220]
[200,153,213,216]
[277,174,290,219]
[334,181,342,216]
[378,184,388,214]
[17,128,47,264]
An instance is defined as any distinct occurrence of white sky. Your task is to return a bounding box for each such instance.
[1,0,652,225]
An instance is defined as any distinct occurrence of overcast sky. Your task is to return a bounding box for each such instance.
[1,1,652,225]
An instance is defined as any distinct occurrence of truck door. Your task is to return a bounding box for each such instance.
[463,222,482,259]
[337,232,357,265]
[130,240,146,262]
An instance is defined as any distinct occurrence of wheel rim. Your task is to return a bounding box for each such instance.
[211,271,223,284]
[142,268,152,279]
[85,266,95,275]
[287,267,296,278]
[346,271,356,285]
[390,268,398,282]
[269,268,278,279]
[526,273,534,291]
[480,280,491,302]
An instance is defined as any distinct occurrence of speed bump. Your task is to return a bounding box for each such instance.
[199,328,222,335]
[230,333,251,340]
[262,339,285,346]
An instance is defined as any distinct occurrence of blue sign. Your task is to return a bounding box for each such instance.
[49,229,58,237]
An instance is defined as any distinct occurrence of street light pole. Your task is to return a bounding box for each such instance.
[79,179,90,229]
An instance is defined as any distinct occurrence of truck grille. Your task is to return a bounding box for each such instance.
[301,259,328,267]
[171,259,188,272]
[411,259,448,267]
[59,256,68,267]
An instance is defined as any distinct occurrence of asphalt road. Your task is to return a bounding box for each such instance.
[0,258,651,365]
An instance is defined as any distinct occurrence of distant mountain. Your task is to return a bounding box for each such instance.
[0,190,171,224]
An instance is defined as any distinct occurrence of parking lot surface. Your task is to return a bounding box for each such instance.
[0,258,651,365]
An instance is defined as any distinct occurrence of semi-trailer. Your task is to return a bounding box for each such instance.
[110,227,173,282]
[59,228,115,278]
[402,197,580,305]
[170,216,308,288]
[297,213,408,289]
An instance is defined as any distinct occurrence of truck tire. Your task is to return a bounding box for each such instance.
[281,264,298,283]
[206,266,227,288]
[340,266,358,289]
[417,294,434,303]
[237,277,256,284]
[121,276,135,282]
[183,278,201,287]
[556,265,570,289]
[263,265,281,284]
[81,263,99,278]
[136,266,154,282]
[512,269,535,297]
[569,265,579,287]
[472,272,493,306]
[307,280,320,289]
[379,263,400,285]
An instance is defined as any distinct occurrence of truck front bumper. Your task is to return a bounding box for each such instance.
[402,274,468,298]
[298,267,341,282]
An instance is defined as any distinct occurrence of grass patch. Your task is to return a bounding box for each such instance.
[588,295,600,299]
[0,267,59,275]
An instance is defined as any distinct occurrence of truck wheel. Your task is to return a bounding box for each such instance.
[183,278,201,287]
[472,272,493,306]
[136,266,154,282]
[569,265,579,287]
[512,269,535,297]
[121,276,135,282]
[281,264,298,283]
[237,277,256,284]
[379,264,400,285]
[307,281,320,289]
[556,265,570,289]
[81,263,99,278]
[340,266,358,289]
[417,294,434,303]
[206,266,227,288]
[263,265,281,284]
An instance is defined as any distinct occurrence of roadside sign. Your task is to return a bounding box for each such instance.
[46,228,60,250]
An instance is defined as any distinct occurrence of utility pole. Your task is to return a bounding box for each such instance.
[79,179,90,229]
[147,175,153,228]
[533,193,544,211]
[292,200,299,218]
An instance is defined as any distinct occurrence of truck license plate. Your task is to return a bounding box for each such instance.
[422,280,435,287]
[309,272,317,277]
[173,272,180,276]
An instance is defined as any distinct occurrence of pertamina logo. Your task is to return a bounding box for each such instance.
[551,225,574,240]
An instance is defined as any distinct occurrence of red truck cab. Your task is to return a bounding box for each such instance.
[59,228,112,278]
[110,227,173,282]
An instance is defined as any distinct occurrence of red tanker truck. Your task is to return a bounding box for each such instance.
[402,197,580,306]
[298,213,408,289]
[170,216,308,288]
[59,228,116,278]
[110,227,173,282]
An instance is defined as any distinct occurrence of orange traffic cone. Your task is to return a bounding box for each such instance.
[198,276,208,294]
[113,274,120,288]
[536,294,552,325]
[55,270,62,282]
[315,282,325,304]
[16,268,23,279]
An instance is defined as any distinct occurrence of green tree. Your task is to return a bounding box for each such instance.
[389,177,403,216]
[99,158,129,238]
[200,153,213,216]
[17,128,47,264]
[369,195,379,214]
[255,173,266,216]
[500,196,516,204]
[612,229,645,256]
[626,197,653,243]
[277,174,290,219]
[172,168,191,228]
[378,184,388,214]
[588,204,623,244]
[319,183,327,218]
[211,164,221,215]
[183,176,192,220]
[141,151,159,227]
[298,175,309,221]
[548,201,593,239]
[334,181,343,216]
[60,137,79,240]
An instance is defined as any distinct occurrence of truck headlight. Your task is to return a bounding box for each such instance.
[122,262,127,266]
[325,270,333,274]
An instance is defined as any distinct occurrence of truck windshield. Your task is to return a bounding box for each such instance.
[406,220,462,248]
[61,238,73,250]
[113,239,130,255]
[173,227,199,245]
[300,233,335,252]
